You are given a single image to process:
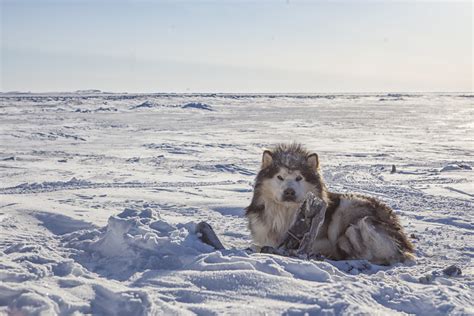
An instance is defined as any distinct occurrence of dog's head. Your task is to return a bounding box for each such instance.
[255,144,322,205]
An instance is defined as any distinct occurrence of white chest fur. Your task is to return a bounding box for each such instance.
[249,199,300,248]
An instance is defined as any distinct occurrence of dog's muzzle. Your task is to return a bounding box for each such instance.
[282,188,296,201]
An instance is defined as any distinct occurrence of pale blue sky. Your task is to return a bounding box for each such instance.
[1,0,472,93]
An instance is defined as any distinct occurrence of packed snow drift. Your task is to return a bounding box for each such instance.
[0,92,472,315]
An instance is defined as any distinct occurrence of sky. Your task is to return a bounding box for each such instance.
[1,0,472,93]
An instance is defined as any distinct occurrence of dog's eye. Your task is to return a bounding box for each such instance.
[277,175,284,181]
[295,176,302,181]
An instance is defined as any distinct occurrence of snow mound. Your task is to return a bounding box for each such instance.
[63,208,214,279]
[440,163,472,172]
[181,102,214,111]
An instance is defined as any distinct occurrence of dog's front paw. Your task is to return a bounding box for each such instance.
[260,246,289,256]
[306,253,325,261]
[280,233,301,250]
[260,245,277,254]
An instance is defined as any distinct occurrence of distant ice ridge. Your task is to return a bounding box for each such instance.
[74,89,102,94]
[129,100,163,109]
[181,102,213,111]
[128,100,214,111]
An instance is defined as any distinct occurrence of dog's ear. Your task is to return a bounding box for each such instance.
[307,153,319,171]
[262,150,273,168]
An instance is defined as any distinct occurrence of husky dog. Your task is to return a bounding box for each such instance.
[245,143,414,265]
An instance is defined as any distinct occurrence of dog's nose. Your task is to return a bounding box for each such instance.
[283,188,296,198]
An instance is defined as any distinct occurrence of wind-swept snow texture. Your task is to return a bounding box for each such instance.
[0,92,473,315]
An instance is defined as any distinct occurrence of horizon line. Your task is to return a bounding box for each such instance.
[1,90,473,95]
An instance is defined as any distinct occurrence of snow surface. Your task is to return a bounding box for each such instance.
[0,93,473,315]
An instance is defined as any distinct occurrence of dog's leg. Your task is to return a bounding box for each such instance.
[195,221,225,250]
[343,216,402,265]
[298,193,327,255]
[278,198,311,250]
